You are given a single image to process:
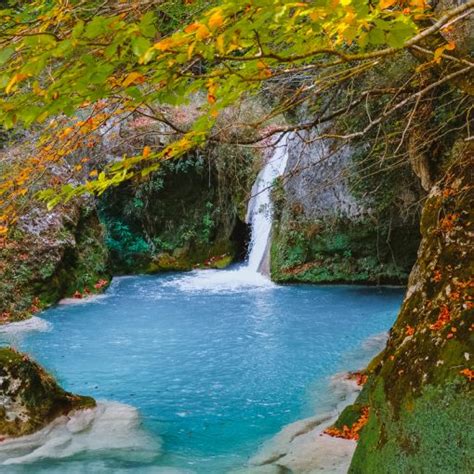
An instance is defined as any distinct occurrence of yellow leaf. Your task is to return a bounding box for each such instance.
[216,34,225,54]
[188,41,196,59]
[208,10,224,30]
[122,72,145,87]
[433,42,455,64]
[5,73,29,94]
[154,37,178,52]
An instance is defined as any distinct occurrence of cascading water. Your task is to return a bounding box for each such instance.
[169,134,290,292]
[246,133,290,273]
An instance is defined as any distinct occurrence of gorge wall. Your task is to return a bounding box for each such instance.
[270,130,423,284]
[328,142,473,472]
[0,200,108,322]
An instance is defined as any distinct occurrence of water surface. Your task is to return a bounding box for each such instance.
[0,272,403,473]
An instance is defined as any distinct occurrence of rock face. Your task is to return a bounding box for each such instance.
[343,144,473,472]
[271,131,422,284]
[0,347,95,438]
[0,202,109,322]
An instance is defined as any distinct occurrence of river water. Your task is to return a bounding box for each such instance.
[0,276,403,472]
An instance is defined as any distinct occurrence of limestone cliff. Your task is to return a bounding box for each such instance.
[271,130,423,284]
[0,202,109,322]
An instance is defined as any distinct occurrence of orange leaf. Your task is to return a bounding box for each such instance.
[208,10,224,30]
[379,0,397,9]
[142,146,151,158]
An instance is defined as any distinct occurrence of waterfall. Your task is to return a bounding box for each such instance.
[246,134,290,273]
[168,134,289,292]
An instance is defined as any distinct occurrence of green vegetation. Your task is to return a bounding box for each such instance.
[271,203,419,285]
[100,146,255,274]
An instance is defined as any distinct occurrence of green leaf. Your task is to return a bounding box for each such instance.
[71,20,85,39]
[132,37,151,58]
[386,21,416,49]
[139,12,156,37]
[0,47,14,65]
[368,28,385,46]
[84,17,107,39]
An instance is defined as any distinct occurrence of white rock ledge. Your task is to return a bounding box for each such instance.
[248,374,361,474]
[0,401,160,465]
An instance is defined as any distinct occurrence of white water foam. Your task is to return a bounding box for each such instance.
[59,294,110,306]
[0,402,160,466]
[0,316,51,334]
[166,266,274,293]
[168,134,290,293]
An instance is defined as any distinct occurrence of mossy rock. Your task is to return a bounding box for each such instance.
[270,212,418,285]
[0,205,109,323]
[343,145,474,472]
[0,347,95,438]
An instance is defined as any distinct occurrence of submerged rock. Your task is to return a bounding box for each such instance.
[250,374,362,473]
[0,347,95,438]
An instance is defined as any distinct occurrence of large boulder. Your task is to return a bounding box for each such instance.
[0,347,95,438]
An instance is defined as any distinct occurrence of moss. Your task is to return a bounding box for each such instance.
[334,403,367,430]
[0,347,95,438]
[350,381,473,474]
[340,145,474,472]
[271,212,418,284]
[210,254,233,269]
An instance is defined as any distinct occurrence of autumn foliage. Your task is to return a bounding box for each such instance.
[0,0,471,235]
[324,407,370,441]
